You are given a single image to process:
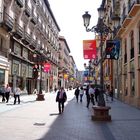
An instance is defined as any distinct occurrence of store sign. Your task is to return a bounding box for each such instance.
[106,40,120,60]
[83,40,96,59]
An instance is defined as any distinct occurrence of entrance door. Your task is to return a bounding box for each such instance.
[27,78,36,94]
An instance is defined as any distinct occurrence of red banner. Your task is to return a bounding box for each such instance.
[83,40,96,59]
[43,63,51,72]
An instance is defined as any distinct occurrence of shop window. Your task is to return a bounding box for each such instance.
[14,42,21,56]
[0,69,5,86]
[22,48,28,59]
[12,60,20,76]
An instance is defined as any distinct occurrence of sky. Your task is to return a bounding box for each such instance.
[48,0,102,70]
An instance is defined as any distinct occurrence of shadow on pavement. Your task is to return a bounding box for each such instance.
[49,113,60,116]
[39,96,102,140]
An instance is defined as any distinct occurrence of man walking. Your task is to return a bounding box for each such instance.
[56,87,67,114]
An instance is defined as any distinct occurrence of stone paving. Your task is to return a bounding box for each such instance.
[0,90,140,140]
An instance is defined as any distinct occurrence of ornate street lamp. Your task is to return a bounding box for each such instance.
[82,7,120,106]
[82,6,120,121]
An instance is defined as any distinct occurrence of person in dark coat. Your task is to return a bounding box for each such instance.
[74,87,80,102]
[94,87,100,103]
[85,85,90,108]
[56,87,67,114]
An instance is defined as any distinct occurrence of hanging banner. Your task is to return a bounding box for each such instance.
[105,40,120,60]
[83,40,96,59]
[43,63,51,72]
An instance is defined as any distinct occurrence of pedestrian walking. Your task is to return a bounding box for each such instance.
[89,85,95,106]
[56,87,67,114]
[94,87,100,103]
[110,86,114,101]
[79,86,84,102]
[74,86,80,102]
[85,85,90,108]
[5,84,12,103]
[14,86,21,105]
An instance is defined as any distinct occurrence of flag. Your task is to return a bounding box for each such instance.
[106,40,120,60]
[83,40,96,59]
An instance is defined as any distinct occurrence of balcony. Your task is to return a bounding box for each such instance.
[30,13,37,25]
[15,0,24,8]
[12,23,23,39]
[2,12,14,31]
[128,0,140,17]
[24,1,31,17]
[29,38,37,49]
[22,31,31,45]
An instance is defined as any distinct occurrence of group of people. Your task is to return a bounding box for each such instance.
[74,84,100,108]
[0,84,21,105]
[74,84,114,108]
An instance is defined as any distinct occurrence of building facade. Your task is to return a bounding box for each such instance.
[98,0,140,108]
[0,0,60,94]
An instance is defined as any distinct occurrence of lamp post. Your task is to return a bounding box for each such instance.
[35,49,51,101]
[82,7,120,106]
[82,6,120,121]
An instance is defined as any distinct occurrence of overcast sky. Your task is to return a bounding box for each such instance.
[48,0,102,70]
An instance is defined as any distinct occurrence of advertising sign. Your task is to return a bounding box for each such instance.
[83,40,96,59]
[106,40,120,60]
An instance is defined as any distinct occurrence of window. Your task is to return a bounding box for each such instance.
[0,69,5,86]
[14,42,21,55]
[23,48,28,59]
[12,60,20,75]
[21,64,27,77]
[130,31,134,59]
[124,39,127,63]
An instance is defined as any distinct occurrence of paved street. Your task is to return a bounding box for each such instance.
[0,90,140,140]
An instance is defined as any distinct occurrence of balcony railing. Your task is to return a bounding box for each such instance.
[25,32,31,44]
[15,0,24,8]
[24,1,31,17]
[3,12,14,31]
[12,23,23,39]
[29,38,37,49]
[30,13,37,25]
[22,31,31,45]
